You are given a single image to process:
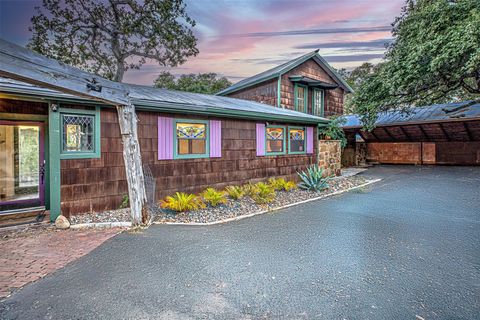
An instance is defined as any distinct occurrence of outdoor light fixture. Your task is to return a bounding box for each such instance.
[50,103,58,112]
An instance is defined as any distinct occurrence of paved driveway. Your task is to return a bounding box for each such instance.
[1,166,479,319]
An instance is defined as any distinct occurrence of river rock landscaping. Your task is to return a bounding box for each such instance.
[154,174,370,224]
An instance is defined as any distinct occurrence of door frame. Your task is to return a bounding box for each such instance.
[0,119,47,211]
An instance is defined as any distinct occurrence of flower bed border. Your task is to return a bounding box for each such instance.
[153,178,381,226]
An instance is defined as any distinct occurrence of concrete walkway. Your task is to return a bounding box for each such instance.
[1,165,479,319]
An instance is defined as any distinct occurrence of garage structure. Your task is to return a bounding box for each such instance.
[342,101,480,166]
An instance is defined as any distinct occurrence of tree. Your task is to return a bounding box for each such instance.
[352,0,480,130]
[28,0,199,82]
[154,71,232,94]
[337,63,375,113]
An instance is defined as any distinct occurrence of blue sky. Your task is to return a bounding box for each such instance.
[0,0,405,85]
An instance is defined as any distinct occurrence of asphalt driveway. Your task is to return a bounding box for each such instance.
[1,165,479,319]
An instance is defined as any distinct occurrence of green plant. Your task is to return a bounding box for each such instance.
[160,192,205,212]
[318,116,347,148]
[119,195,129,209]
[250,182,276,204]
[225,185,245,200]
[201,187,228,207]
[268,178,297,192]
[242,182,257,197]
[297,165,330,191]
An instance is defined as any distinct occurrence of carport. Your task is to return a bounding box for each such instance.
[342,101,480,165]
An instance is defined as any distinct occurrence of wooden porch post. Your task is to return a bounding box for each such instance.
[116,103,147,226]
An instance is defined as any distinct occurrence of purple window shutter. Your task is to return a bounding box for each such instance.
[256,123,265,156]
[210,120,222,158]
[306,126,314,154]
[158,116,173,160]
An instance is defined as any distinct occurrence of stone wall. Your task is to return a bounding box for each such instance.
[318,140,341,177]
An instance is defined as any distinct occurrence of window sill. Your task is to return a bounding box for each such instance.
[60,152,100,160]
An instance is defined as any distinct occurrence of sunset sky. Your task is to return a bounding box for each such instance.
[0,0,405,85]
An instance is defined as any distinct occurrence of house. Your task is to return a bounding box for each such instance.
[342,101,480,166]
[0,76,327,221]
[217,50,353,118]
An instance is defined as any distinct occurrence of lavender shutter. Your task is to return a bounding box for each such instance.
[158,116,173,160]
[306,126,314,154]
[256,123,265,156]
[210,120,222,158]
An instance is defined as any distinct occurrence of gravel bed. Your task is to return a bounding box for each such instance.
[155,175,368,224]
[68,175,370,225]
[69,208,131,225]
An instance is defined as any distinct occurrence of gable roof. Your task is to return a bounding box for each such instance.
[0,77,329,125]
[217,50,353,96]
[343,101,480,128]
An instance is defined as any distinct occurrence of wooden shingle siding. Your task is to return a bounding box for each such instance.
[60,107,318,216]
[281,59,344,116]
[0,99,47,115]
[228,78,278,107]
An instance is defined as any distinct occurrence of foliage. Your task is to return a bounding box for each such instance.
[201,187,228,207]
[267,178,297,192]
[337,63,376,114]
[318,116,347,148]
[297,165,330,192]
[241,182,257,197]
[28,0,198,82]
[250,182,276,204]
[154,71,232,94]
[160,192,205,212]
[119,195,129,209]
[225,185,245,200]
[351,0,480,130]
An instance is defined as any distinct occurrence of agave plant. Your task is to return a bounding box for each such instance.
[160,192,205,212]
[297,165,330,191]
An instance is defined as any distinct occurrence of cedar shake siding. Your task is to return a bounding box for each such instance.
[219,51,352,118]
[228,78,278,107]
[60,107,318,216]
[280,59,344,116]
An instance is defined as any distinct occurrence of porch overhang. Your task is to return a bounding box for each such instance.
[289,75,338,90]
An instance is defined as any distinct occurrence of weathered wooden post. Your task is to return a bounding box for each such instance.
[116,104,147,226]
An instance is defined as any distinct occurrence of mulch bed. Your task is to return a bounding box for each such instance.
[154,175,368,224]
[68,175,371,226]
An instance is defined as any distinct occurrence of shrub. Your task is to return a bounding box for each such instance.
[250,182,276,204]
[268,178,297,191]
[160,192,205,212]
[318,116,347,148]
[201,187,228,207]
[225,185,245,200]
[241,182,257,197]
[297,165,330,191]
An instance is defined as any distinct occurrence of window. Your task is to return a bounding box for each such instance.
[288,127,306,154]
[313,89,324,116]
[266,126,286,155]
[295,84,308,112]
[174,120,210,159]
[60,107,100,159]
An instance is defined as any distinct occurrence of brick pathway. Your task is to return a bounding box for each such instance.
[0,226,123,299]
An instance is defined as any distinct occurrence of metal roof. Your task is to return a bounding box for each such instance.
[216,50,353,96]
[343,101,480,128]
[0,77,329,124]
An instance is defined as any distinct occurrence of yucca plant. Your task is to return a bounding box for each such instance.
[297,165,330,191]
[160,192,205,212]
[225,185,245,200]
[201,187,228,207]
[250,182,276,204]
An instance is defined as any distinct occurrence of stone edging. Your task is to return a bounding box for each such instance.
[154,178,382,226]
